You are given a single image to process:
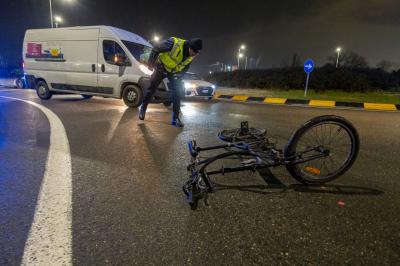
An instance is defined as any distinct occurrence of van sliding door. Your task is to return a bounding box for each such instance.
[57,40,99,93]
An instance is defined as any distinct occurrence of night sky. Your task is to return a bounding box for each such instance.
[1,0,399,72]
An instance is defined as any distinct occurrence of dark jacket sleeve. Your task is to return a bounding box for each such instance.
[148,38,174,68]
[180,64,191,74]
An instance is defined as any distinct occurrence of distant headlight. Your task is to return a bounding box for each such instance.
[139,64,154,75]
[184,82,197,89]
[211,85,216,89]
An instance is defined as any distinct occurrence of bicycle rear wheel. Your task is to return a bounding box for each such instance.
[285,115,359,184]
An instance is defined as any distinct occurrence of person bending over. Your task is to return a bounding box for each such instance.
[139,37,203,127]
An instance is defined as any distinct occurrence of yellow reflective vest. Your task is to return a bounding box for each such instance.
[158,37,193,73]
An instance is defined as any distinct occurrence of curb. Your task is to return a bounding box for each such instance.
[214,93,400,111]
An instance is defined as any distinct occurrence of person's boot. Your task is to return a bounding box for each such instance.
[171,112,184,127]
[139,104,147,120]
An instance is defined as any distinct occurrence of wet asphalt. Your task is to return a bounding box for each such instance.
[0,88,399,265]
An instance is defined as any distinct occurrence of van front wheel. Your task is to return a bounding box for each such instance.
[122,85,142,108]
[36,81,52,100]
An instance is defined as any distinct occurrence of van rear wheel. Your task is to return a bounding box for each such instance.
[36,81,52,100]
[122,84,142,108]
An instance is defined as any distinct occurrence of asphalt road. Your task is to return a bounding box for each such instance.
[1,88,399,265]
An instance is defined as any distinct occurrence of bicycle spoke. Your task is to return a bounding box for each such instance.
[297,123,353,180]
[327,156,338,173]
[313,126,322,146]
[327,126,344,147]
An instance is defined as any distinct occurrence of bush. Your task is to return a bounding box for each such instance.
[207,66,400,92]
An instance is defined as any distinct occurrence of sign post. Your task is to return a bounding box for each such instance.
[303,59,314,97]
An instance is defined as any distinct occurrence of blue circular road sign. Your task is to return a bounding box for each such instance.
[304,59,314,74]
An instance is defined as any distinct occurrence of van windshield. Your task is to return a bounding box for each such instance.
[122,40,152,65]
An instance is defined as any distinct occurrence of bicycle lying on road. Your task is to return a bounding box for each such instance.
[183,115,360,210]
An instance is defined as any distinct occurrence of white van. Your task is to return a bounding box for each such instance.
[23,26,169,107]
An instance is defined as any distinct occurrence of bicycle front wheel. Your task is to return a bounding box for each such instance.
[285,115,360,184]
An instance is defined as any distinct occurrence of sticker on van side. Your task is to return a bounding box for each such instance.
[26,43,65,62]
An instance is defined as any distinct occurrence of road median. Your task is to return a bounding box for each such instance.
[214,88,400,111]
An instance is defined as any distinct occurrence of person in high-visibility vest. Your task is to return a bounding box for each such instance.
[139,37,203,127]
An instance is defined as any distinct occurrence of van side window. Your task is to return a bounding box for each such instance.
[103,40,130,65]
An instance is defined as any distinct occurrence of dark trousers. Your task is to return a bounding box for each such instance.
[142,66,183,118]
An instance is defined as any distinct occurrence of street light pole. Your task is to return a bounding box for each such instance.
[336,47,342,68]
[237,44,246,70]
[49,0,74,28]
[54,16,63,28]
[238,53,244,70]
[237,51,240,70]
[49,0,54,28]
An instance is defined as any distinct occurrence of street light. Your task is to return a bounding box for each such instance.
[237,44,246,69]
[153,35,160,43]
[49,0,75,28]
[54,15,63,28]
[336,47,342,68]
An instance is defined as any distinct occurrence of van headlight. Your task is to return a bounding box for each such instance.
[139,64,154,75]
[184,82,197,89]
[211,85,216,89]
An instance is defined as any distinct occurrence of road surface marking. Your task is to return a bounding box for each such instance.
[309,100,336,107]
[0,96,72,266]
[364,103,397,111]
[232,95,249,101]
[264,98,287,104]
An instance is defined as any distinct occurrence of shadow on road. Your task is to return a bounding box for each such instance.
[213,181,384,196]
[212,167,383,196]
[54,97,91,102]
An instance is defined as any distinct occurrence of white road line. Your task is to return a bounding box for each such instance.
[0,96,72,266]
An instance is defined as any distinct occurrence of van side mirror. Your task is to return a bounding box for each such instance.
[114,54,129,66]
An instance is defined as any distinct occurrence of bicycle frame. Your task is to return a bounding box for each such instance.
[183,117,359,210]
[186,140,328,193]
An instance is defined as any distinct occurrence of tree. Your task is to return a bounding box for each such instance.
[281,53,301,68]
[343,51,369,68]
[376,60,394,72]
[327,50,368,68]
[291,53,301,67]
[280,57,290,68]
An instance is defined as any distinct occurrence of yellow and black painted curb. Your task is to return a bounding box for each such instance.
[213,93,400,111]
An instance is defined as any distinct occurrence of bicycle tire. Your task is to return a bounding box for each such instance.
[285,115,359,184]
